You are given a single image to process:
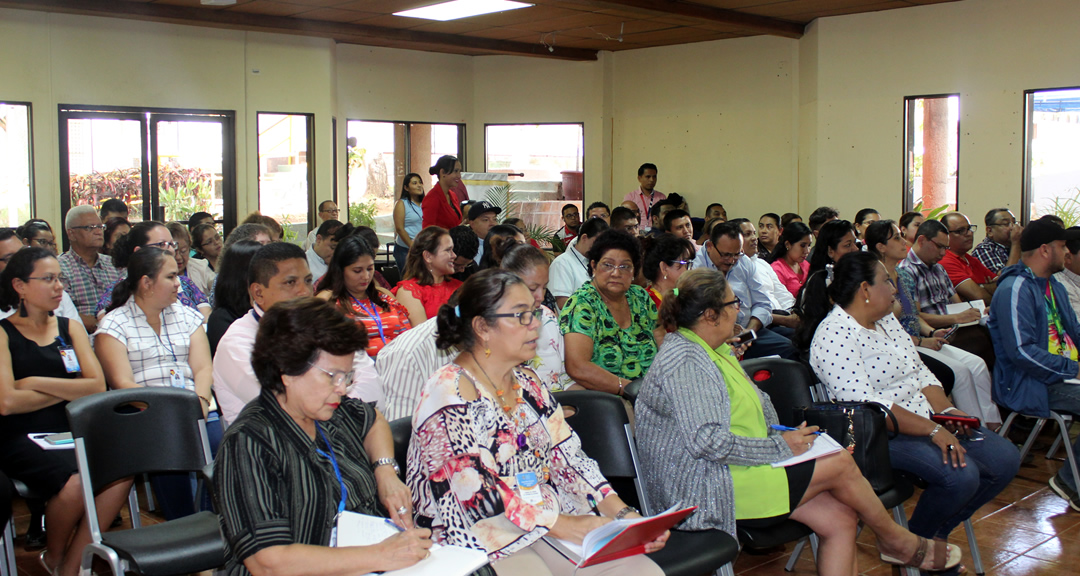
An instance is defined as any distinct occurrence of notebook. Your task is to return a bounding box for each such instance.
[334,511,489,576]
[544,505,697,567]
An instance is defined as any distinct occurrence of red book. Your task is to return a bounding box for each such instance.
[545,505,697,567]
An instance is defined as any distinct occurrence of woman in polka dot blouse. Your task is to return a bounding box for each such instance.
[809,251,1020,559]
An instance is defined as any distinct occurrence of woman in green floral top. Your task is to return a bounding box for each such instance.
[560,230,662,396]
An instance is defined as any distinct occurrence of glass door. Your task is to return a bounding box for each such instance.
[151,116,232,224]
[63,114,149,221]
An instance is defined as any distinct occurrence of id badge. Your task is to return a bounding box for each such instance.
[329,524,338,548]
[168,367,186,389]
[515,471,544,505]
[58,347,81,374]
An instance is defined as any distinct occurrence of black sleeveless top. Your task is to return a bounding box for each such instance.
[0,317,76,437]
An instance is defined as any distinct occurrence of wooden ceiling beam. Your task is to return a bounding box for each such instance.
[555,0,805,38]
[0,0,599,60]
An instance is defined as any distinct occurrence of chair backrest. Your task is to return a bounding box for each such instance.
[739,358,815,427]
[553,390,650,512]
[66,388,211,493]
[388,416,411,481]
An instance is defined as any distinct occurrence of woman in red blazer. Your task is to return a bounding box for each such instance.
[421,155,464,230]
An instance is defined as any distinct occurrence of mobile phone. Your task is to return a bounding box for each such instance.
[930,413,981,429]
[940,325,959,341]
[732,329,757,346]
[44,432,74,446]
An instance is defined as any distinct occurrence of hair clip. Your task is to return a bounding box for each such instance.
[453,304,461,317]
[672,288,679,297]
[825,263,835,288]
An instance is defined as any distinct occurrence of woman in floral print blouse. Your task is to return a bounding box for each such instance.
[407,270,666,575]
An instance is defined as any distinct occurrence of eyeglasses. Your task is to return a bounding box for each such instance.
[719,297,742,310]
[199,235,223,248]
[714,249,744,261]
[27,274,65,284]
[490,307,543,326]
[31,239,57,249]
[320,208,341,215]
[71,224,106,232]
[596,262,633,274]
[308,363,355,393]
[144,241,179,251]
[948,225,977,235]
[931,239,950,251]
[666,259,695,270]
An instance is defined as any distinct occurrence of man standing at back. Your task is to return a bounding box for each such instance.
[989,220,1080,511]
[624,163,665,234]
[58,205,121,332]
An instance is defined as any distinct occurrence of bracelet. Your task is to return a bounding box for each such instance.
[942,407,959,414]
[372,457,401,475]
[198,395,210,406]
[614,506,638,521]
[616,376,625,396]
[928,424,943,439]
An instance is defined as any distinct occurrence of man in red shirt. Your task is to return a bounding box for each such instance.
[940,212,998,305]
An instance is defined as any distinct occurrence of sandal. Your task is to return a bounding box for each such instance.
[879,536,962,572]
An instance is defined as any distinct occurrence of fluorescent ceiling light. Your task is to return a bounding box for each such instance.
[394,0,532,22]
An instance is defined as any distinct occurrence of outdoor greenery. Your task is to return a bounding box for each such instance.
[1043,188,1080,227]
[913,200,952,220]
[69,165,215,222]
[350,199,378,229]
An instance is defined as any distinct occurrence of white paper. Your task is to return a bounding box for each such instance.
[334,511,403,548]
[334,512,489,576]
[944,300,987,327]
[28,432,75,451]
[772,432,843,468]
[546,504,684,565]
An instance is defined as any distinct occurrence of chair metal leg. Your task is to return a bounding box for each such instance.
[80,542,125,576]
[784,537,807,571]
[998,411,1018,437]
[1047,416,1074,460]
[143,474,156,512]
[2,519,16,576]
[1052,412,1080,496]
[715,562,735,576]
[964,519,984,576]
[1017,418,1049,464]
[808,533,819,561]
[128,484,143,530]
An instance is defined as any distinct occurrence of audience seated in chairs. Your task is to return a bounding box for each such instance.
[207,240,262,357]
[317,236,412,358]
[501,243,573,391]
[731,218,799,335]
[769,221,813,299]
[169,221,215,299]
[407,269,667,575]
[970,208,1021,275]
[94,247,218,520]
[811,252,1019,557]
[58,205,122,332]
[793,219,860,358]
[448,225,480,282]
[391,226,461,325]
[0,247,131,576]
[560,230,662,395]
[478,224,525,271]
[636,267,961,575]
[939,211,1000,306]
[989,219,1080,511]
[214,297,431,576]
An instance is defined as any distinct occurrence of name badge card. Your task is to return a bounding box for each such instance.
[516,471,544,505]
[58,347,81,374]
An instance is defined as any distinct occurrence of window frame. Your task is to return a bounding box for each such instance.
[482,121,585,181]
[58,103,237,234]
[901,93,961,214]
[0,100,36,222]
[256,111,317,232]
[1021,85,1080,224]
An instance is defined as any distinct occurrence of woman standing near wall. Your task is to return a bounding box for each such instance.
[393,173,425,273]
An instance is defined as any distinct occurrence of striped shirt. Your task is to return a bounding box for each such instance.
[896,249,956,315]
[58,250,122,316]
[214,392,380,576]
[95,299,204,390]
[375,317,454,420]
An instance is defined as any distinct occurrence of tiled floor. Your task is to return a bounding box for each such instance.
[6,425,1080,576]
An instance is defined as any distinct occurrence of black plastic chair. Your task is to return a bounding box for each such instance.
[66,388,226,576]
[389,416,412,482]
[555,390,739,576]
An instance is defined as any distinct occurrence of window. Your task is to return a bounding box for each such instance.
[1024,88,1080,224]
[485,123,584,235]
[0,102,33,227]
[903,95,959,214]
[60,105,236,231]
[346,120,463,239]
[257,113,315,242]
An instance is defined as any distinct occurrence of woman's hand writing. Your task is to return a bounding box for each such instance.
[376,528,433,571]
[781,422,820,455]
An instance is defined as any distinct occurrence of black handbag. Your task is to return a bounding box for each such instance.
[792,401,899,493]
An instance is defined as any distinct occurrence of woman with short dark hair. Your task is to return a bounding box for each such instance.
[408,270,665,575]
[479,224,525,270]
[641,233,696,308]
[501,243,572,391]
[215,297,429,576]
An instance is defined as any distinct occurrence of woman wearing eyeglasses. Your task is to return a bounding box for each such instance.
[0,248,131,576]
[94,221,210,319]
[559,230,662,395]
[215,297,431,576]
[408,270,666,574]
[641,233,696,308]
[94,247,217,520]
[17,220,57,253]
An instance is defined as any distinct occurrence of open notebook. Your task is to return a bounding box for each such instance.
[544,505,697,568]
[334,512,489,576]
[771,432,843,468]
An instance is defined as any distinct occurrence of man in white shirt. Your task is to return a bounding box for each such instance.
[303,200,340,250]
[212,242,382,426]
[623,163,665,234]
[305,219,342,284]
[549,218,608,309]
[732,218,799,334]
[375,317,454,420]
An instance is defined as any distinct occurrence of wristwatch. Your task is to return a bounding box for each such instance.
[372,457,401,475]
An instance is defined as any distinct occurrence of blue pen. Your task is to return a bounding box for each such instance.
[586,494,600,516]
[770,424,826,435]
[385,518,405,532]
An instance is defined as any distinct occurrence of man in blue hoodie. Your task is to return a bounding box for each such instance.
[989,218,1080,511]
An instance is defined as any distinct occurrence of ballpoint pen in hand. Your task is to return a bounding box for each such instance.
[769,424,826,435]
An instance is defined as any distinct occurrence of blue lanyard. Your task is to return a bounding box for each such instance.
[155,320,178,362]
[350,295,386,344]
[314,422,347,515]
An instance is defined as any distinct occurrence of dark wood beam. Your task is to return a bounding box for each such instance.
[0,0,599,61]
[555,0,805,38]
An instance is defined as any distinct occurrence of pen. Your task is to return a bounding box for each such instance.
[770,424,826,435]
[586,494,600,516]
[384,518,405,532]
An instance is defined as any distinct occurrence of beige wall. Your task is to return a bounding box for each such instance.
[6,0,1080,230]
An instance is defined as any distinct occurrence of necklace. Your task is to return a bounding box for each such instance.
[468,351,523,414]
[467,352,546,471]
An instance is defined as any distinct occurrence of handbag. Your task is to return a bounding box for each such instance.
[792,401,899,493]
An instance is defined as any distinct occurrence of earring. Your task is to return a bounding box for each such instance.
[865,298,870,304]
[18,298,27,318]
[485,347,491,358]
[663,274,668,280]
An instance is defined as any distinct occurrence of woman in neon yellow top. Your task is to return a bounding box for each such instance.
[635,268,962,575]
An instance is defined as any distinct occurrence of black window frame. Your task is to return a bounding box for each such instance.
[901,93,961,214]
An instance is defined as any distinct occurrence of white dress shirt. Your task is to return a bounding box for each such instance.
[1055,268,1080,322]
[548,238,592,299]
[95,299,204,390]
[306,247,328,285]
[375,317,454,421]
[186,257,216,299]
[212,306,383,427]
[810,305,941,418]
[750,254,795,311]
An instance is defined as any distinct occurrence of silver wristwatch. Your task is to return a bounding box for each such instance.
[372,457,401,475]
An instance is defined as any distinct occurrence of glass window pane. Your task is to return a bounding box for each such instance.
[0,103,32,227]
[1026,88,1080,224]
[904,96,959,214]
[258,113,311,241]
[67,117,144,222]
[157,120,224,223]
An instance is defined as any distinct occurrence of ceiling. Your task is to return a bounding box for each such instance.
[0,0,961,60]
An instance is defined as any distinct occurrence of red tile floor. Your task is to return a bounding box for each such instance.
[7,425,1080,576]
